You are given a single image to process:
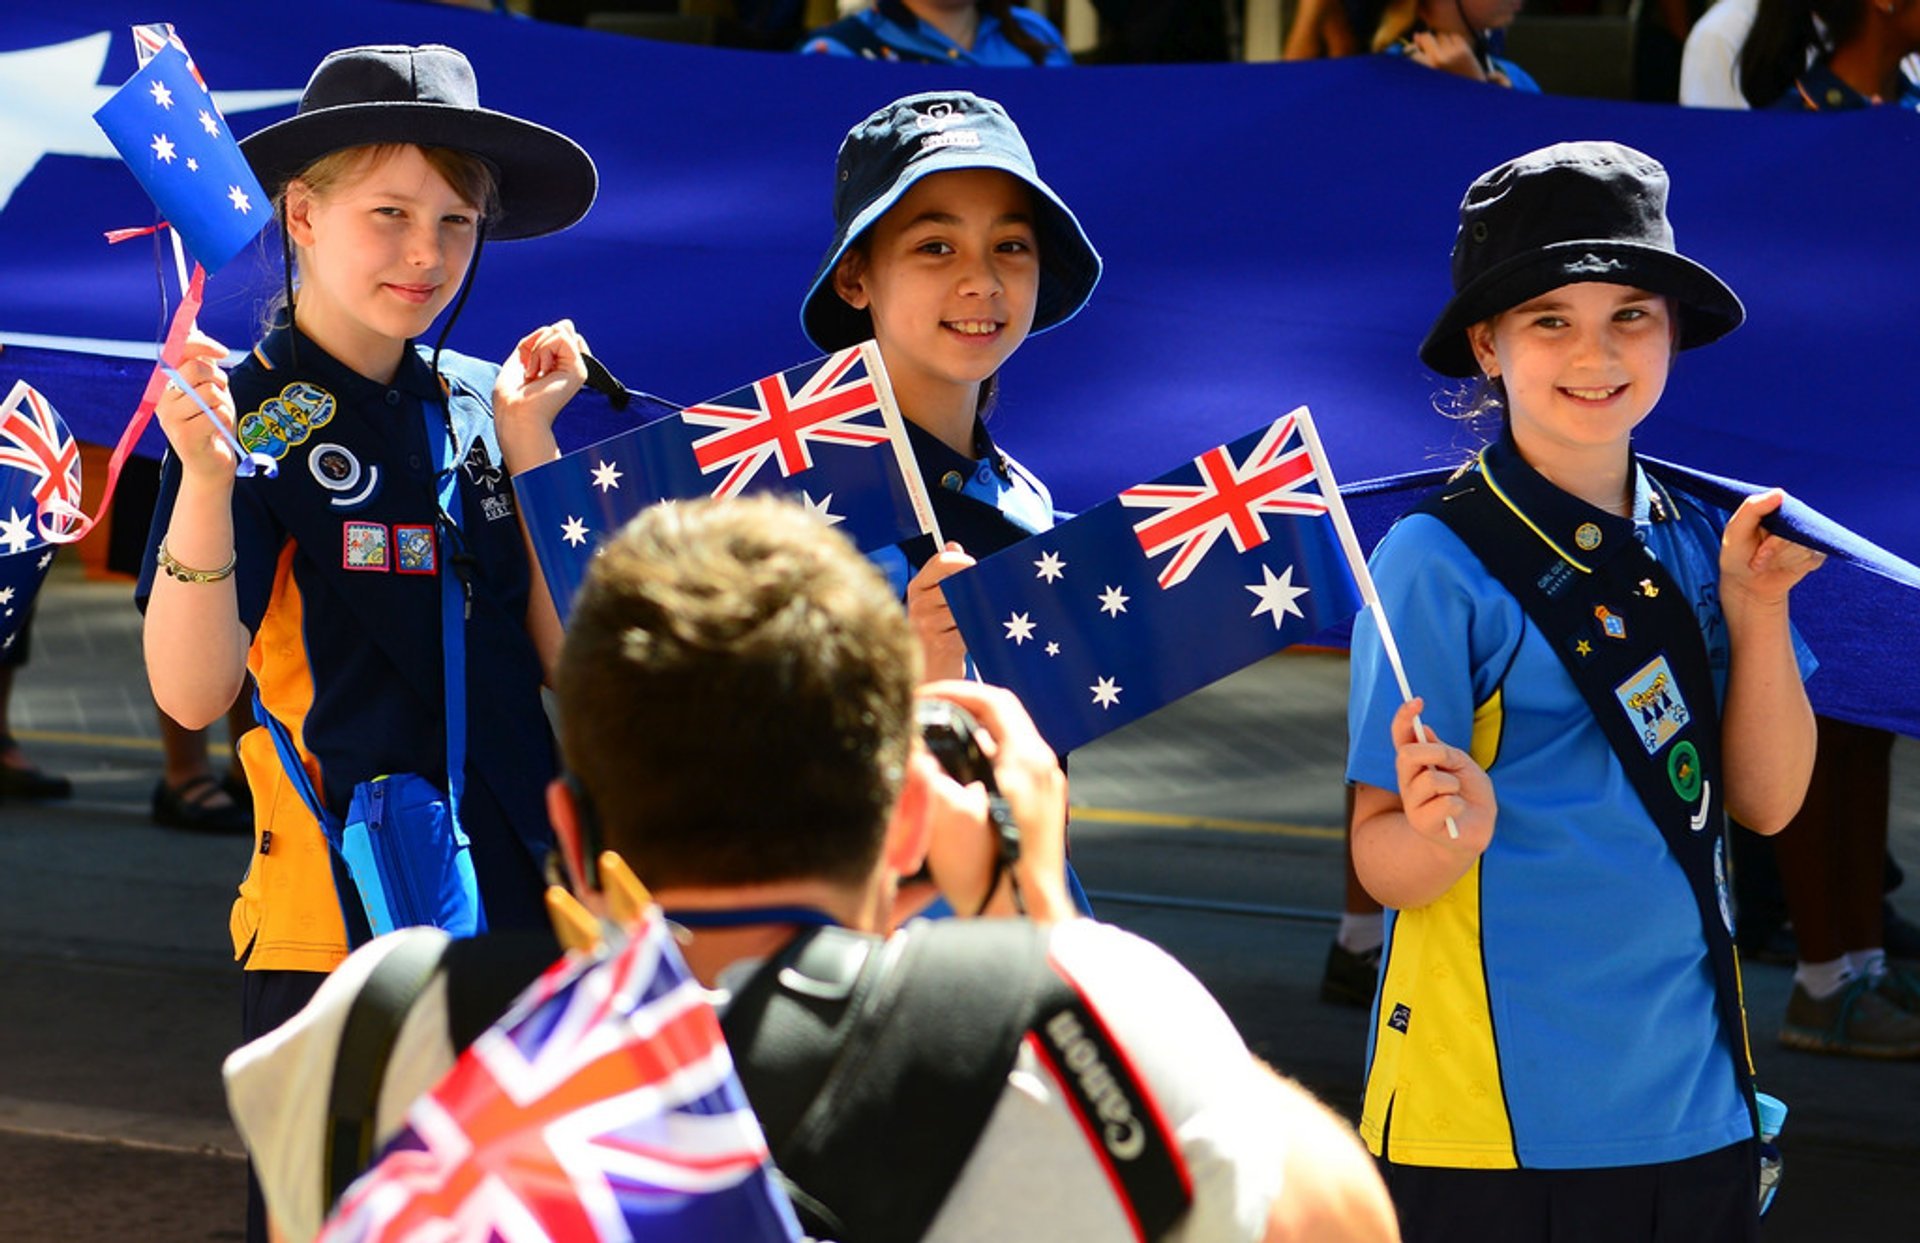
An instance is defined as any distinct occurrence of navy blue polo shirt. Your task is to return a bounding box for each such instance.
[800,0,1073,65]
[139,327,555,964]
[871,417,1058,595]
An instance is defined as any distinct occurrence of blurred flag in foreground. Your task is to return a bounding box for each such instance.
[943,406,1366,753]
[321,907,803,1242]
[518,341,934,619]
[0,381,83,657]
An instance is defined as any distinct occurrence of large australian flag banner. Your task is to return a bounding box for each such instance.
[517,342,934,620]
[944,407,1364,754]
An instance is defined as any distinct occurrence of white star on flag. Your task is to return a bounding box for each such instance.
[3,634,14,650]
[227,184,251,213]
[1045,641,1060,657]
[149,78,173,109]
[1003,611,1036,644]
[1090,677,1122,709]
[1098,585,1129,617]
[800,491,844,526]
[0,586,13,604]
[1247,562,1310,629]
[197,109,218,137]
[0,507,32,553]
[560,516,589,547]
[589,460,623,492]
[151,133,175,163]
[38,551,52,569]
[1034,550,1066,582]
[185,157,198,172]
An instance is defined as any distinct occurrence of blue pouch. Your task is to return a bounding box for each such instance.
[339,773,485,938]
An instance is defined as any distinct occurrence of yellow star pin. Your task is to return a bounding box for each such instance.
[1576,639,1593,656]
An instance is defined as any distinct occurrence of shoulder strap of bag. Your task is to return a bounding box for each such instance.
[724,920,1190,1241]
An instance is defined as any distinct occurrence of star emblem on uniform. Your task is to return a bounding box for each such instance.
[800,491,843,526]
[1044,641,1060,657]
[0,507,32,554]
[1246,562,1309,629]
[589,459,622,492]
[1097,585,1129,617]
[227,184,252,214]
[1003,611,1036,645]
[150,133,176,163]
[149,78,173,109]
[197,108,219,137]
[1575,639,1593,656]
[1033,550,1065,582]
[1090,677,1122,709]
[560,516,589,547]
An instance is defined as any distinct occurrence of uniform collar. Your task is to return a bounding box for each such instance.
[904,416,1012,483]
[253,325,446,408]
[876,0,1001,52]
[1475,426,1670,573]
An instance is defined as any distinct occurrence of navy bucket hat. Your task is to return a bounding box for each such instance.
[1420,141,1744,378]
[801,91,1102,353]
[241,44,596,241]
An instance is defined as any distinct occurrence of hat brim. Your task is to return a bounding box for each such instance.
[1418,241,1745,377]
[241,102,597,241]
[799,152,1102,353]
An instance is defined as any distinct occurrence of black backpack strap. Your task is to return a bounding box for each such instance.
[325,933,450,1203]
[724,920,1192,1241]
[438,928,563,1050]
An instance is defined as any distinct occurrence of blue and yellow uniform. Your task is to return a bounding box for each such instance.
[800,0,1073,65]
[871,417,1057,596]
[1347,435,1813,1170]
[138,326,556,973]
[1773,60,1920,111]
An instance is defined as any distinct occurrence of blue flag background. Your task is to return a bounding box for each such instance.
[3,2,1917,734]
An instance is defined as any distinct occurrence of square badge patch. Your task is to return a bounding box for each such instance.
[1615,653,1691,756]
[343,521,388,571]
[394,524,437,575]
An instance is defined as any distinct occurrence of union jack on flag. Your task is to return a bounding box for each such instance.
[684,344,897,497]
[0,381,81,520]
[516,342,935,622]
[1119,411,1330,590]
[1,381,82,657]
[941,407,1365,754]
[132,22,208,89]
[320,910,803,1243]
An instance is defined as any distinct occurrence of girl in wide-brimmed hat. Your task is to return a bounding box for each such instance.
[1345,141,1825,1241]
[139,47,594,1236]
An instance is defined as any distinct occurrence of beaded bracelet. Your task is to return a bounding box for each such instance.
[157,541,237,584]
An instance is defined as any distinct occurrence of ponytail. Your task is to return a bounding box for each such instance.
[982,1,1062,65]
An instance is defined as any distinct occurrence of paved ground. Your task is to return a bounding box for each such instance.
[3,559,1917,1241]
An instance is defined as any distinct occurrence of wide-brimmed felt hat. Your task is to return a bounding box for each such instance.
[241,44,596,241]
[801,91,1102,353]
[1419,141,1744,378]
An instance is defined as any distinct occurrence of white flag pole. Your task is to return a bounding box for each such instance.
[1292,406,1460,839]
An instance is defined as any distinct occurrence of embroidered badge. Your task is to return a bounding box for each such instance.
[461,439,503,489]
[915,101,980,149]
[1573,522,1603,551]
[1572,637,1595,659]
[394,524,437,575]
[239,382,335,460]
[1387,1003,1411,1034]
[1564,252,1627,276]
[1594,604,1627,640]
[1536,560,1577,599]
[1638,578,1660,599]
[342,521,388,571]
[307,442,380,510]
[481,493,515,523]
[1668,740,1703,804]
[1615,653,1691,755]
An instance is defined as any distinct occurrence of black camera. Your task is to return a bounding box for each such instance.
[916,697,996,789]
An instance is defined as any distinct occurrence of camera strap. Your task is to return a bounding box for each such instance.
[722,919,1190,1241]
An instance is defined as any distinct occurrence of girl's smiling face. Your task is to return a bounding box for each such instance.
[285,144,482,377]
[1469,281,1675,463]
[832,168,1040,404]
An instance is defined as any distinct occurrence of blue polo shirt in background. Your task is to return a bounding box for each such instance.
[800,0,1074,66]
[1347,451,1813,1170]
[138,327,556,971]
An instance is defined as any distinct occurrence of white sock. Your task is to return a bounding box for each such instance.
[1338,912,1384,956]
[1795,957,1855,1000]
[1848,948,1888,981]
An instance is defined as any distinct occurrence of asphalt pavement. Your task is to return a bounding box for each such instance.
[3,558,1917,1241]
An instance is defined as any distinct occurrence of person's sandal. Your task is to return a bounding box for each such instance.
[0,735,73,801]
[151,774,252,834]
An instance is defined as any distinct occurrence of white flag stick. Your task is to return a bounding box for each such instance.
[1292,406,1460,839]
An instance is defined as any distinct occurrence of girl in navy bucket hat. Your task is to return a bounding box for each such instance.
[138,45,595,1241]
[1345,141,1826,1241]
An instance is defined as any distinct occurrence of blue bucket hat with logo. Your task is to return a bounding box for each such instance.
[1420,141,1744,378]
[801,91,1102,353]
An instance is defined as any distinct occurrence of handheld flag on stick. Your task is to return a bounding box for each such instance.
[517,342,936,620]
[319,908,804,1243]
[941,406,1365,754]
[0,381,83,656]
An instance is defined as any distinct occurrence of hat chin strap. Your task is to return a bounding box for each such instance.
[430,225,486,387]
[1454,0,1492,71]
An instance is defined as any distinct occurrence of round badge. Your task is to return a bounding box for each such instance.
[940,470,965,492]
[1574,522,1603,551]
[308,443,362,492]
[1668,740,1702,804]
